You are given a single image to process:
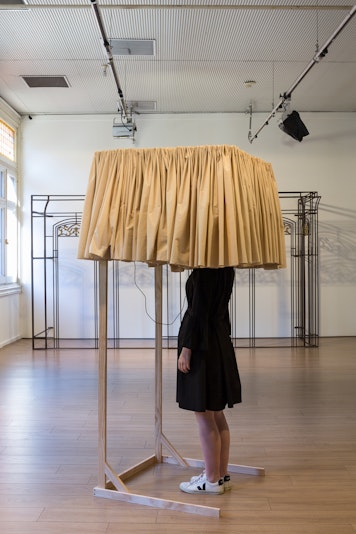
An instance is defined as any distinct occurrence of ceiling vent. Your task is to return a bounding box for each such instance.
[0,0,28,9]
[0,0,27,4]
[127,101,157,112]
[21,75,70,88]
[110,39,155,56]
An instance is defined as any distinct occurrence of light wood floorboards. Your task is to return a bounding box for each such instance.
[1,337,356,533]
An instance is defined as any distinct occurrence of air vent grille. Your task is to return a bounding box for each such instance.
[127,101,157,112]
[110,39,155,56]
[21,76,70,88]
[0,0,27,4]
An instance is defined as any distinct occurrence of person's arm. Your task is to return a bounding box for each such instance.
[179,269,215,352]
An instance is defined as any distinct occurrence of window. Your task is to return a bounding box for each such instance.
[0,118,18,286]
[0,120,15,162]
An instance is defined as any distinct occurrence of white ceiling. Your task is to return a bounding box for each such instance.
[0,1,355,117]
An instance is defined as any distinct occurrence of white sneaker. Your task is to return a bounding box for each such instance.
[190,471,232,491]
[179,472,224,495]
[223,474,232,491]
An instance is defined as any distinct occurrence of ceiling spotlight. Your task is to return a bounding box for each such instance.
[278,99,309,142]
[244,80,256,88]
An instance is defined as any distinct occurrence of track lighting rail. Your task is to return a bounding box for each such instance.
[89,0,129,118]
[248,4,356,143]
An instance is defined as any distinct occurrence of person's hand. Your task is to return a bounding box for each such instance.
[178,347,192,373]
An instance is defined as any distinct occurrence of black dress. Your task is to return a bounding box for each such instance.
[176,267,242,412]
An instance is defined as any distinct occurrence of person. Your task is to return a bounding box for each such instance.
[176,267,242,495]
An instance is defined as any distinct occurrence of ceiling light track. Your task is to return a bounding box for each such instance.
[248,4,356,143]
[89,0,128,119]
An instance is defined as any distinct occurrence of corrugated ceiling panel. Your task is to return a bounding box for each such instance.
[155,60,273,112]
[0,58,118,113]
[0,0,354,114]
[1,4,350,63]
[26,1,351,7]
[117,60,161,105]
[157,9,348,61]
[0,8,103,60]
[285,62,356,112]
[103,9,161,52]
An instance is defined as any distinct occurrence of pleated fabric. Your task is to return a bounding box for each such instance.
[78,145,286,271]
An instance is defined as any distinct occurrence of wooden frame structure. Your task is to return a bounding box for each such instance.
[95,260,265,517]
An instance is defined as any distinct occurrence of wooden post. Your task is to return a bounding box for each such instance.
[98,260,108,488]
[154,265,163,462]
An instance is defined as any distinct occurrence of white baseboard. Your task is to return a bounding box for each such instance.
[0,335,22,349]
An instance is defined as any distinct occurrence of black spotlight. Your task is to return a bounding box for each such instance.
[279,110,309,142]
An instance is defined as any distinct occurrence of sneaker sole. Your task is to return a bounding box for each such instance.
[179,481,224,495]
[180,487,224,495]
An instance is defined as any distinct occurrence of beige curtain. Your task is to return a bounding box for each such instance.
[78,145,286,271]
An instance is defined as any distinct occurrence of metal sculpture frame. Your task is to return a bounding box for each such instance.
[31,192,320,350]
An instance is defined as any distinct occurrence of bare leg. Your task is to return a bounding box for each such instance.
[194,410,221,483]
[213,411,230,478]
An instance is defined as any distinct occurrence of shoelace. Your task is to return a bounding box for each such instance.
[193,473,206,485]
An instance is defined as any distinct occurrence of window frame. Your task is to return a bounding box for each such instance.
[0,100,21,294]
[0,164,19,285]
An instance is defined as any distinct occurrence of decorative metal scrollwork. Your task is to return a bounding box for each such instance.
[283,220,292,235]
[57,224,80,237]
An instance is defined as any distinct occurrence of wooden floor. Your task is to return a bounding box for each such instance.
[1,337,356,533]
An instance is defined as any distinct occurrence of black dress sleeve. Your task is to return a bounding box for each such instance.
[179,269,216,352]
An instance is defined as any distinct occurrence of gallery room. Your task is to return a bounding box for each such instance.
[0,1,355,532]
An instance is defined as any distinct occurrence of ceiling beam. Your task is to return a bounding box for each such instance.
[0,3,354,10]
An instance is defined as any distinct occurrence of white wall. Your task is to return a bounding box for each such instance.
[0,292,21,348]
[19,112,356,340]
